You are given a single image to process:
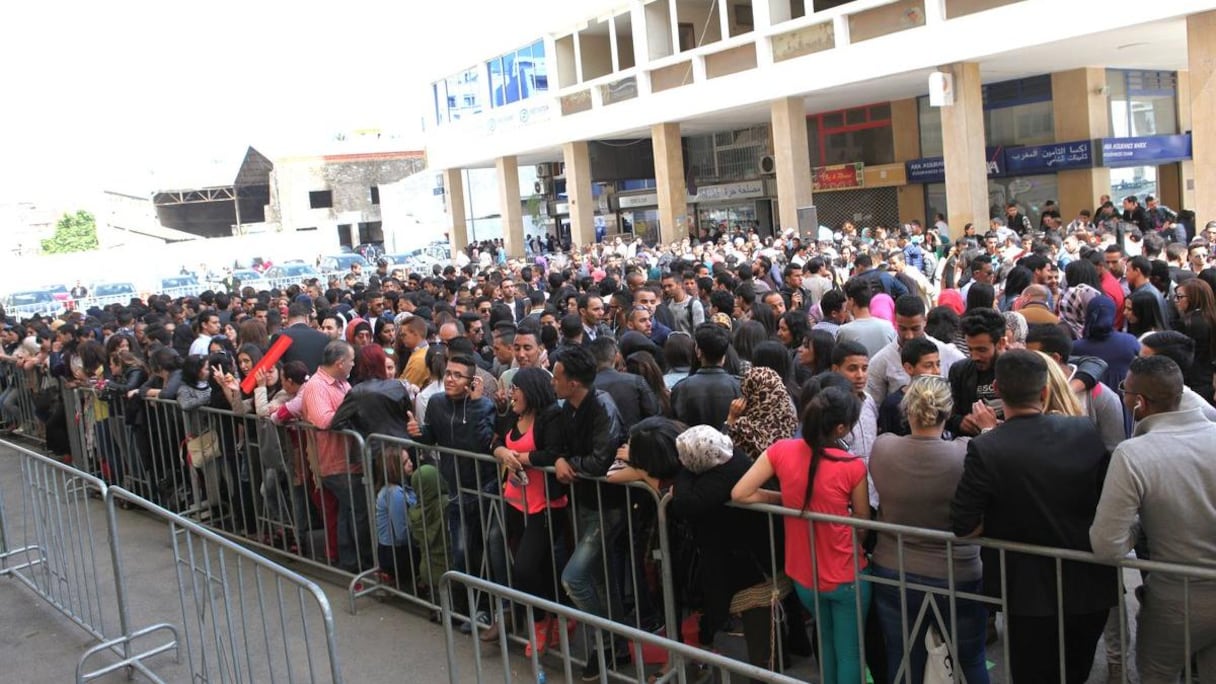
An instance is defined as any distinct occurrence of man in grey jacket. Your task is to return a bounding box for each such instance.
[1090,355,1216,683]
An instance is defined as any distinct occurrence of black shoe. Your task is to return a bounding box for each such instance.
[580,648,630,681]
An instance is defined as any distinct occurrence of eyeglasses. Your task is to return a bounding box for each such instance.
[1118,379,1140,397]
[1174,293,1189,301]
[443,370,474,381]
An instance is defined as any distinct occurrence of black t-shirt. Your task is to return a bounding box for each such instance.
[974,366,1003,420]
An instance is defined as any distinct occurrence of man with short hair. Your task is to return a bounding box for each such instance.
[946,308,1007,437]
[865,295,965,405]
[671,323,741,428]
[952,350,1117,684]
[804,257,834,307]
[876,336,940,436]
[1127,255,1171,326]
[960,256,995,303]
[188,310,221,356]
[528,346,628,678]
[577,294,613,342]
[1015,284,1061,326]
[276,302,329,373]
[853,252,909,298]
[813,289,849,336]
[1090,355,1216,683]
[661,273,705,335]
[589,337,658,431]
[632,287,671,346]
[300,340,371,573]
[1004,202,1033,236]
[837,278,897,357]
[760,289,786,317]
[1122,195,1152,234]
[399,316,431,387]
[1025,323,1125,452]
[406,352,497,628]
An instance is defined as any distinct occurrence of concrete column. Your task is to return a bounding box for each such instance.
[1189,12,1216,222]
[939,62,990,239]
[495,156,525,257]
[562,141,596,247]
[652,122,689,244]
[769,96,813,234]
[1171,69,1196,210]
[1051,68,1111,220]
[442,168,468,255]
[891,98,926,225]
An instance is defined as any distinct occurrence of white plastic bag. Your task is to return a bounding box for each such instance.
[923,625,955,683]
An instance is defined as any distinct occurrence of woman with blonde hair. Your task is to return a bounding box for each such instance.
[869,374,989,684]
[1038,351,1084,417]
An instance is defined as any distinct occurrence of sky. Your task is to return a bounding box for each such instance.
[0,0,620,204]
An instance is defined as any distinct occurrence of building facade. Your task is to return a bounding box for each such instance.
[422,0,1216,255]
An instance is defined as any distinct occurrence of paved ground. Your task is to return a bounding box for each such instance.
[0,438,1139,683]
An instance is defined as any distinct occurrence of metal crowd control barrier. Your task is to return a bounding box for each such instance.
[0,359,50,444]
[103,486,344,684]
[440,571,804,684]
[0,440,178,682]
[354,433,676,649]
[54,384,1216,684]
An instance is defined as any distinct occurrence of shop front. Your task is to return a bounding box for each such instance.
[688,179,773,237]
[1097,133,1193,207]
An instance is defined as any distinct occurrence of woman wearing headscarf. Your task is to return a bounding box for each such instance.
[1073,295,1140,393]
[1059,282,1102,340]
[726,366,798,461]
[669,426,798,679]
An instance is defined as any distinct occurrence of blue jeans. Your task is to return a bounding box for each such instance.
[561,504,626,621]
[321,474,372,572]
[872,565,989,684]
[795,569,873,684]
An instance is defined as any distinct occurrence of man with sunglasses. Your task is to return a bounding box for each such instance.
[407,353,497,632]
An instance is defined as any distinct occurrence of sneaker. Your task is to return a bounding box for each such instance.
[460,610,490,635]
[525,617,551,658]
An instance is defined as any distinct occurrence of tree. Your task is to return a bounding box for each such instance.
[41,210,99,254]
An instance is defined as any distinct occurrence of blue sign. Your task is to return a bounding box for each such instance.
[1100,134,1192,167]
[905,147,1006,184]
[1003,140,1093,174]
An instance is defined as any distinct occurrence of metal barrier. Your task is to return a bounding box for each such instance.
[49,383,1216,684]
[440,571,804,684]
[0,440,178,683]
[354,433,675,648]
[0,358,50,445]
[101,486,344,684]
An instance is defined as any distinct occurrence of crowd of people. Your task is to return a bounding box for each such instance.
[2,196,1215,684]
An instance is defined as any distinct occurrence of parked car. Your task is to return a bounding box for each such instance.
[90,282,138,306]
[160,276,202,297]
[263,264,321,287]
[3,290,62,318]
[318,254,369,275]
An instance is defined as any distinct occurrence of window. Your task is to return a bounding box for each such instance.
[918,96,943,157]
[982,75,1054,147]
[432,66,486,126]
[806,103,894,167]
[370,186,380,205]
[309,190,333,209]
[1107,69,1178,138]
[489,40,548,108]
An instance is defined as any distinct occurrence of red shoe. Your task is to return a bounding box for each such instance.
[525,617,551,657]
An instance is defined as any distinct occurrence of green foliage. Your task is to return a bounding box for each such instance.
[41,210,99,254]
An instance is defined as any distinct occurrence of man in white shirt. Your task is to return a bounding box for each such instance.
[865,295,966,405]
[189,310,221,356]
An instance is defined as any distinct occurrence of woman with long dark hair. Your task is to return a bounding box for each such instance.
[733,386,870,684]
[625,351,671,418]
[1171,278,1216,403]
[1124,289,1167,338]
[488,366,568,654]
[795,329,836,385]
[777,310,809,350]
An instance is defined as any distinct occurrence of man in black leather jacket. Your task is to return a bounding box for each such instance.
[671,323,741,429]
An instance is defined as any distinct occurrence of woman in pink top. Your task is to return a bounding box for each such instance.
[732,386,871,684]
[488,366,568,655]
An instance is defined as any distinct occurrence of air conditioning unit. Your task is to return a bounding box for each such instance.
[759,155,777,175]
[536,162,554,177]
[533,178,554,195]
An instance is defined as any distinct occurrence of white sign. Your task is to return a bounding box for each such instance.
[553,202,569,214]
[484,101,553,136]
[689,180,765,203]
[618,193,659,209]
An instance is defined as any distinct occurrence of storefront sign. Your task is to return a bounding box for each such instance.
[905,147,1006,184]
[812,163,864,191]
[1003,140,1093,174]
[553,202,569,215]
[618,193,659,209]
[689,180,765,203]
[1099,134,1192,167]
